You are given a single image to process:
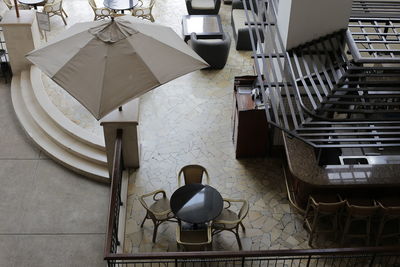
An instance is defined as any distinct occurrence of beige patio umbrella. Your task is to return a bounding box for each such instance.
[26,16,208,119]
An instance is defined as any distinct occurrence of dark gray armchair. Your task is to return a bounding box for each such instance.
[189,32,231,69]
[186,0,221,15]
[231,0,264,50]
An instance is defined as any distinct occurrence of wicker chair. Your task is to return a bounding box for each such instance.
[376,198,400,245]
[88,0,112,20]
[212,198,249,250]
[303,195,346,247]
[178,164,210,187]
[3,0,30,10]
[176,223,212,251]
[43,0,68,25]
[131,0,155,22]
[139,189,176,243]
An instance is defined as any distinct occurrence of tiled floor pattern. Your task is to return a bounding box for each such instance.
[35,0,312,253]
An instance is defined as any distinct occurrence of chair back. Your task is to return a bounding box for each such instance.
[377,201,400,217]
[88,0,97,9]
[44,0,62,12]
[3,0,12,9]
[178,164,209,187]
[314,198,346,214]
[149,0,155,8]
[176,224,211,250]
[347,202,379,217]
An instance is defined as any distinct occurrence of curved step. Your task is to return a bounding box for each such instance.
[21,71,107,166]
[11,71,109,183]
[30,66,105,151]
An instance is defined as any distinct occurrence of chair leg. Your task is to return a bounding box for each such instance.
[62,8,68,17]
[60,13,67,25]
[140,214,147,227]
[239,222,246,232]
[235,231,242,250]
[152,223,159,243]
[366,218,372,246]
[341,218,351,246]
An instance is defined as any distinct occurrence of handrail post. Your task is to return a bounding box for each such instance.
[369,253,376,267]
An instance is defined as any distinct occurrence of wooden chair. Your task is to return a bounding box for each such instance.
[3,0,30,10]
[139,189,176,243]
[131,0,155,22]
[340,198,379,246]
[303,195,346,247]
[212,198,249,250]
[88,0,112,21]
[43,0,68,25]
[376,198,400,245]
[176,223,212,251]
[177,164,210,187]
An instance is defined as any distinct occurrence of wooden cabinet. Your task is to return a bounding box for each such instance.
[232,76,270,158]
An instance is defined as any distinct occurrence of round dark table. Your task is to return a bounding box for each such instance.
[18,0,46,9]
[170,183,223,224]
[103,0,138,13]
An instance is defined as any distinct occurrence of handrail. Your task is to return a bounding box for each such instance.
[104,129,123,256]
[104,246,400,260]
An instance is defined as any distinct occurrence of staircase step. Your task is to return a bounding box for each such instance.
[21,71,107,166]
[30,66,105,151]
[11,71,109,183]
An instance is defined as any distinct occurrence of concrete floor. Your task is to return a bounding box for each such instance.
[0,83,109,266]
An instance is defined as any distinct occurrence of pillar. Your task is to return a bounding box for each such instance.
[101,98,140,175]
[0,10,41,74]
[277,0,352,50]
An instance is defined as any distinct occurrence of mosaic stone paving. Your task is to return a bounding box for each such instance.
[31,0,325,253]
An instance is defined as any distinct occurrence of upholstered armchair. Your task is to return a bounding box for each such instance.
[131,0,156,22]
[189,32,231,69]
[186,0,221,15]
[88,0,112,21]
[231,0,264,50]
[43,0,68,25]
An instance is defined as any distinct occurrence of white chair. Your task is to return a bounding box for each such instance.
[3,0,30,10]
[88,0,112,21]
[43,0,68,25]
[131,0,155,22]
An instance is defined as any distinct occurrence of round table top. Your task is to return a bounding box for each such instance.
[103,0,138,10]
[18,0,45,5]
[170,183,223,224]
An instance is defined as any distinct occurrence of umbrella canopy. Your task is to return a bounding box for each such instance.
[26,17,208,119]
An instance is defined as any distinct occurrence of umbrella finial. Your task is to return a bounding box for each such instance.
[88,18,138,43]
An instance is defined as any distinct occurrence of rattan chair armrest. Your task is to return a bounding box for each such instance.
[139,189,166,208]
[213,218,240,225]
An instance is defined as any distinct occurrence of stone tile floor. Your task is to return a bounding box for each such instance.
[33,0,314,253]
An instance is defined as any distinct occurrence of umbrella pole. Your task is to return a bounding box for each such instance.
[13,0,20,18]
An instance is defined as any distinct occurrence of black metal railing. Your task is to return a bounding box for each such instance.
[104,246,400,266]
[104,129,124,256]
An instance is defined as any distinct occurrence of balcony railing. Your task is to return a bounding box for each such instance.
[104,129,400,266]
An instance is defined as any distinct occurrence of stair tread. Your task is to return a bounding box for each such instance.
[11,72,109,183]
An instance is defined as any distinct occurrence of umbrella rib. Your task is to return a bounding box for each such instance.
[97,44,110,118]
